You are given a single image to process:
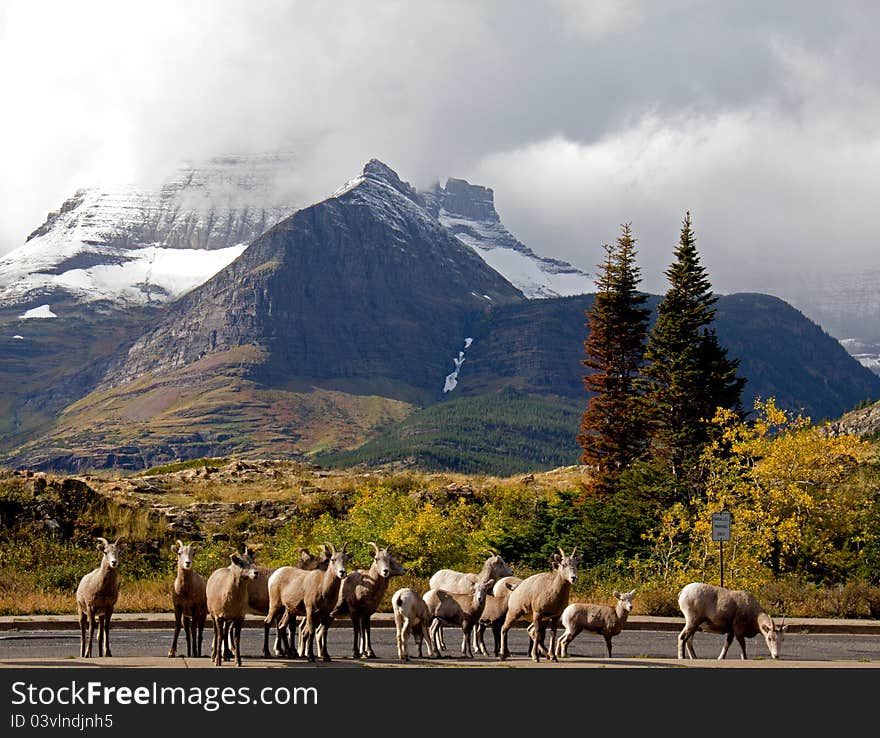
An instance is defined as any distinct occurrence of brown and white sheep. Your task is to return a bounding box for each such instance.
[424,578,495,658]
[429,550,513,649]
[555,588,636,658]
[76,537,122,658]
[275,542,349,662]
[168,540,207,658]
[206,551,260,667]
[330,542,406,658]
[264,545,331,657]
[391,587,437,660]
[474,576,522,656]
[499,546,579,662]
[677,581,787,660]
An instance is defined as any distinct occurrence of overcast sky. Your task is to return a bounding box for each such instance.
[1,0,878,294]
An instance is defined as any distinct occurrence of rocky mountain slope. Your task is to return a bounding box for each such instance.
[2,160,879,474]
[0,153,300,309]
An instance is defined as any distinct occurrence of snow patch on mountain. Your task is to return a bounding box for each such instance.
[423,179,592,299]
[0,153,298,308]
[444,337,474,393]
[19,304,57,319]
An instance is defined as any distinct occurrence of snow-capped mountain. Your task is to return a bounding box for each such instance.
[423,178,592,299]
[0,153,299,308]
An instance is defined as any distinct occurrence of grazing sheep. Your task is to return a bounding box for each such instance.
[677,582,787,660]
[168,540,208,658]
[474,576,522,656]
[206,552,260,667]
[499,546,580,662]
[429,550,513,649]
[424,578,495,658]
[391,587,437,661]
[275,543,349,662]
[76,537,123,658]
[556,588,636,658]
[265,545,331,657]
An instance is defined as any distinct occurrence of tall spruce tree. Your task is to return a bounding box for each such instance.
[642,212,744,487]
[578,224,650,487]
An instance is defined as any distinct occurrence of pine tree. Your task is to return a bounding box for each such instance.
[642,212,744,487]
[578,224,650,487]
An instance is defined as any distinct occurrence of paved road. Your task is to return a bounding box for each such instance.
[4,623,880,665]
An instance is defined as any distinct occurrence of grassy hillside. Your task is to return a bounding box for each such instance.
[315,389,583,474]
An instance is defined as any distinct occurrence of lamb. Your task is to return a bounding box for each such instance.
[391,587,437,661]
[423,578,495,658]
[168,539,207,658]
[677,581,787,660]
[499,546,579,662]
[429,550,513,649]
[474,576,522,656]
[330,542,406,658]
[274,542,349,662]
[76,537,123,658]
[205,551,260,667]
[555,588,636,658]
[263,545,331,657]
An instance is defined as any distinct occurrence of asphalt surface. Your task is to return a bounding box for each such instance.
[3,613,880,668]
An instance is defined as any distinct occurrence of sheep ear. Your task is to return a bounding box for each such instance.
[367,541,380,556]
[485,579,495,588]
[613,590,621,599]
[230,553,243,567]
[96,537,109,551]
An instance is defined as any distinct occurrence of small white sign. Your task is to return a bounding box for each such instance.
[712,512,731,541]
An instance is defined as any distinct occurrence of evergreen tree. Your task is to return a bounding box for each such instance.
[642,212,744,488]
[578,224,650,487]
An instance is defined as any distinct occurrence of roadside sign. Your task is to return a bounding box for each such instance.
[712,511,731,542]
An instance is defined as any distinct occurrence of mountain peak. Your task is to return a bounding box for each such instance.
[432,178,498,222]
[360,159,421,201]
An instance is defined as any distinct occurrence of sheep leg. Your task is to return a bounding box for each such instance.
[169,606,184,657]
[363,616,377,658]
[78,610,88,658]
[736,634,748,660]
[233,619,243,667]
[261,619,272,658]
[461,626,470,657]
[184,615,194,657]
[604,633,613,658]
[397,620,409,660]
[498,613,515,659]
[319,619,332,662]
[718,631,734,659]
[211,616,222,667]
[429,618,444,656]
[547,617,560,662]
[85,612,96,658]
[102,611,113,657]
[678,624,699,659]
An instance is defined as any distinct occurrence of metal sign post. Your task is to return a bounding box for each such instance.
[711,511,731,588]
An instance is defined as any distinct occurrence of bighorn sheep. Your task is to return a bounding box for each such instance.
[237,545,327,658]
[330,542,406,658]
[429,550,513,650]
[274,542,349,662]
[556,588,636,658]
[206,551,260,667]
[76,537,122,658]
[265,545,331,657]
[474,576,522,656]
[424,578,495,658]
[499,546,579,662]
[677,582,787,660]
[168,540,207,658]
[391,587,437,660]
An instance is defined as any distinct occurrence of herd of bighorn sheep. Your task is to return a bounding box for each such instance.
[73,537,788,664]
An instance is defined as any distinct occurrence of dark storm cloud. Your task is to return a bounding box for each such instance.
[1,1,878,295]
